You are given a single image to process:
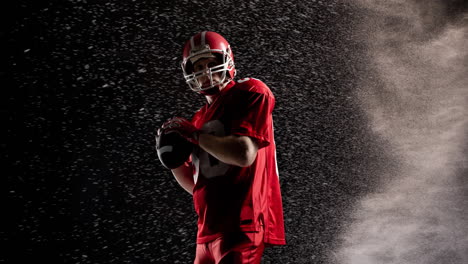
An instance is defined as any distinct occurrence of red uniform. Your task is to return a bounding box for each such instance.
[190,78,286,247]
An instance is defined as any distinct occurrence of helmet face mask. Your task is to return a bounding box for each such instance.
[182,50,233,92]
[181,32,236,93]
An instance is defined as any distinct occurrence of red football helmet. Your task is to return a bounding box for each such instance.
[181,31,236,93]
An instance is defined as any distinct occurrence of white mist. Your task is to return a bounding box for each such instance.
[334,1,468,263]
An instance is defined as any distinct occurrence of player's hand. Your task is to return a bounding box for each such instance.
[162,117,200,145]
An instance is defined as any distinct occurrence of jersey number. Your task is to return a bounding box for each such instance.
[192,120,230,181]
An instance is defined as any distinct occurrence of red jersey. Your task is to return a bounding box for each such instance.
[190,78,286,246]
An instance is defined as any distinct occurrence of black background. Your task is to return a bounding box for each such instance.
[2,0,438,263]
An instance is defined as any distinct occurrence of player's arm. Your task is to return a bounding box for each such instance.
[170,161,194,195]
[200,83,272,167]
[162,117,259,168]
[198,134,258,167]
[155,121,194,195]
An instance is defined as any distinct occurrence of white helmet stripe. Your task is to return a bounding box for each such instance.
[201,31,206,47]
[190,35,195,49]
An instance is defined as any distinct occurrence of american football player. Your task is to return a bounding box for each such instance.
[157,31,286,264]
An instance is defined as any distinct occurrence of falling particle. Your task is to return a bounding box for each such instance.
[24,49,30,53]
[138,68,147,73]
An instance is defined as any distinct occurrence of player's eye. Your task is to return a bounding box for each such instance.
[194,65,204,71]
[208,62,218,68]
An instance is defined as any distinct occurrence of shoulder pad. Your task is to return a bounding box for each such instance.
[235,77,272,96]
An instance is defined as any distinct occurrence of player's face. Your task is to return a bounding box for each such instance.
[193,57,223,88]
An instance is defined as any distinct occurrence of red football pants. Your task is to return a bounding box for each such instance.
[194,227,265,264]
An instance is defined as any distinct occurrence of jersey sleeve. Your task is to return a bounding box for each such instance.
[190,106,206,129]
[229,81,275,149]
